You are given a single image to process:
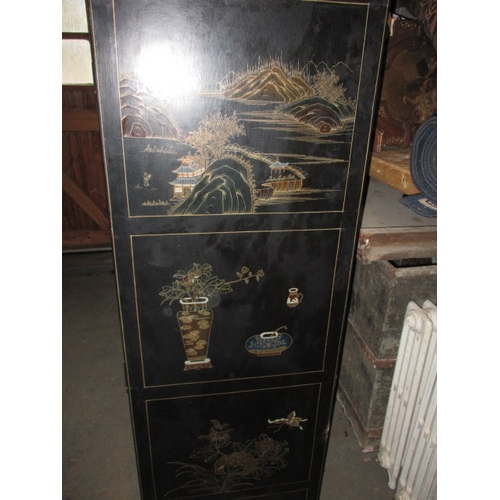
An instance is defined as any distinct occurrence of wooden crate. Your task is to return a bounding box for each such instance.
[369,148,419,195]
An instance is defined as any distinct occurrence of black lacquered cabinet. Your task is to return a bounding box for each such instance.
[88,1,389,498]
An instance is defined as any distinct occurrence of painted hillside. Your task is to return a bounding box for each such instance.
[119,78,179,139]
[221,66,315,102]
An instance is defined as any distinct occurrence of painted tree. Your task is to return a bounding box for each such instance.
[313,69,354,107]
[184,111,246,167]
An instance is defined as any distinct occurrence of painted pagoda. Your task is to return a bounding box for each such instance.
[169,159,205,199]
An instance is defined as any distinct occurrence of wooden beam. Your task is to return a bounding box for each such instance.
[62,85,95,92]
[63,230,112,250]
[62,32,90,40]
[62,108,100,131]
[62,171,110,231]
[357,227,437,264]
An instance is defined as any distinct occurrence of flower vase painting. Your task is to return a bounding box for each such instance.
[159,263,265,370]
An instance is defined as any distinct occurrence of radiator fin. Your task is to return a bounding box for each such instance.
[377,300,437,500]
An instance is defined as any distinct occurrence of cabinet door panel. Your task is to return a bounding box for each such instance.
[147,384,320,498]
[131,229,340,387]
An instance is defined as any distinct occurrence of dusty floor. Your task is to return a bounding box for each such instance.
[62,251,395,500]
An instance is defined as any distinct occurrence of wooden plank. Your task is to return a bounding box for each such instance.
[62,85,96,93]
[62,133,83,231]
[62,191,79,231]
[62,89,74,109]
[62,230,112,250]
[62,32,91,40]
[62,171,110,231]
[63,108,100,131]
[368,148,419,195]
[80,131,101,211]
[84,88,97,109]
[67,132,91,229]
[357,227,437,264]
[91,130,108,211]
[62,193,73,230]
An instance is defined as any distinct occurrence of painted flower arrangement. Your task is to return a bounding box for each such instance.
[160,263,265,369]
[159,263,265,305]
[166,420,289,496]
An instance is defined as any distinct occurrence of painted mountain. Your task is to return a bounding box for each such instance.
[222,66,315,102]
[119,78,179,139]
[170,157,253,215]
[279,96,355,134]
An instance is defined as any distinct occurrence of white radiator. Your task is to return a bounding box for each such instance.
[377,300,437,500]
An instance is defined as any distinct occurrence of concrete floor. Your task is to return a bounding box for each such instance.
[62,251,395,500]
